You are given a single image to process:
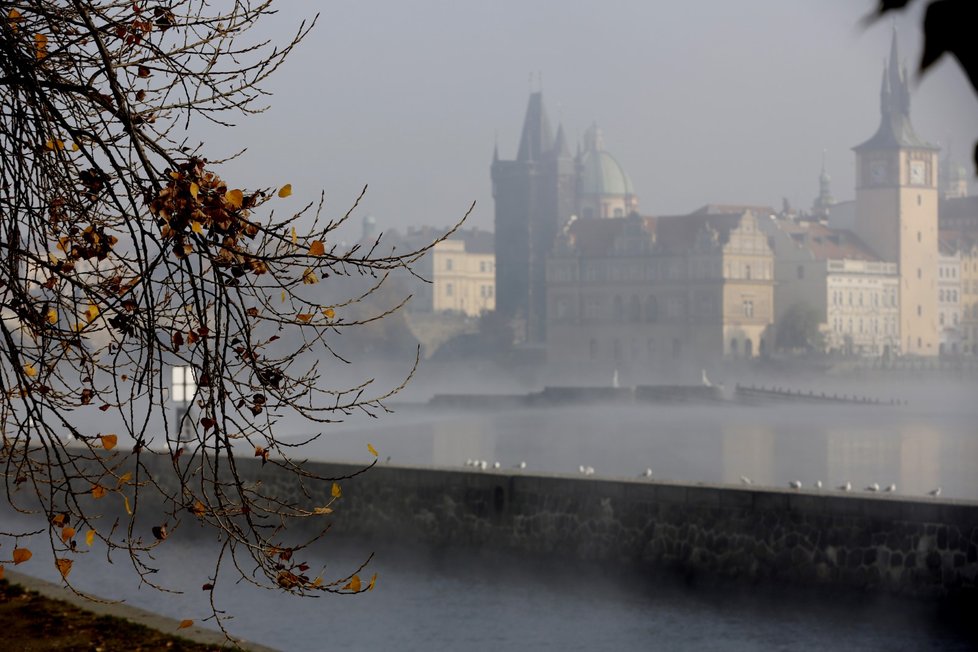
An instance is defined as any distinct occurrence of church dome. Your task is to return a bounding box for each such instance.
[579,149,635,197]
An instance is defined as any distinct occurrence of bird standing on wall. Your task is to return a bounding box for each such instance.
[929,487,942,497]
[837,482,852,492]
[740,476,752,485]
[641,468,654,478]
[789,481,802,489]
[885,484,897,492]
[865,483,880,492]
[814,480,823,490]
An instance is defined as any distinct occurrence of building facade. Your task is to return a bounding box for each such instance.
[545,209,774,374]
[432,234,496,317]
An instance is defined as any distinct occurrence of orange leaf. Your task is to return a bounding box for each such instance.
[290,226,298,245]
[178,619,193,630]
[85,530,96,547]
[367,572,378,591]
[117,472,132,486]
[342,574,361,592]
[224,189,243,209]
[367,443,378,457]
[312,506,333,515]
[331,482,342,499]
[34,33,47,59]
[278,184,292,198]
[23,363,37,377]
[100,434,117,450]
[46,308,58,324]
[322,307,335,320]
[12,547,32,564]
[61,526,75,543]
[297,313,313,323]
[189,182,199,200]
[308,240,325,257]
[123,494,132,515]
[91,484,106,499]
[55,558,73,579]
[191,500,206,517]
[190,221,203,234]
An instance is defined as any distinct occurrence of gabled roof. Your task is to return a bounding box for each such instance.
[773,220,881,262]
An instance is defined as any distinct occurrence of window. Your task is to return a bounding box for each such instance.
[918,268,922,279]
[743,300,754,318]
[445,258,453,271]
[917,231,922,243]
[917,305,922,317]
[479,261,486,273]
[446,283,454,297]
[745,265,752,280]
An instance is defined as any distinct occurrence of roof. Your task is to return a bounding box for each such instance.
[692,204,777,217]
[773,220,881,262]
[455,228,494,255]
[940,196,978,221]
[578,149,635,196]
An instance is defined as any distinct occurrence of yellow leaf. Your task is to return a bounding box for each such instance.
[12,547,31,564]
[312,576,323,587]
[35,33,48,60]
[297,313,313,323]
[331,482,342,499]
[189,182,199,200]
[278,184,292,198]
[61,526,75,543]
[290,227,297,245]
[367,443,378,457]
[71,142,79,152]
[55,558,72,579]
[123,494,132,515]
[343,574,361,592]
[46,309,58,324]
[224,189,243,209]
[191,500,206,517]
[85,303,99,322]
[91,485,106,499]
[100,434,117,450]
[85,530,95,547]
[23,363,37,377]
[367,572,378,591]
[190,221,203,234]
[308,240,325,257]
[117,472,132,486]
[323,307,335,319]
[281,290,286,303]
[313,506,333,515]
[178,619,193,630]
[301,268,318,285]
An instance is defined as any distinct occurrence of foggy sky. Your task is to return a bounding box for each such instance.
[199,1,977,235]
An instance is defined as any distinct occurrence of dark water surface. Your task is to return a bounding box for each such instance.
[8,526,974,652]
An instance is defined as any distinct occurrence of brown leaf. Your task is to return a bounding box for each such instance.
[12,547,32,564]
[278,184,292,198]
[152,524,167,541]
[55,558,73,579]
[91,484,107,499]
[308,240,325,257]
[61,526,76,543]
[178,619,193,630]
[100,434,118,450]
[224,189,243,209]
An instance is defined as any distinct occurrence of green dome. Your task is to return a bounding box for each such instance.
[579,149,634,197]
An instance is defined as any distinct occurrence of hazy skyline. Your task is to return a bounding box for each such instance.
[202,1,977,235]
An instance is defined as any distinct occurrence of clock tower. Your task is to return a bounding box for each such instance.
[853,30,939,356]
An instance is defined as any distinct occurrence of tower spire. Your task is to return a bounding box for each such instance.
[516,92,554,162]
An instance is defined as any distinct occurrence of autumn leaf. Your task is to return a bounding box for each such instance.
[100,434,117,450]
[278,184,292,198]
[85,303,99,322]
[0,565,4,580]
[224,188,243,209]
[117,472,132,486]
[313,506,333,515]
[367,443,378,457]
[367,573,378,591]
[34,33,48,59]
[322,307,335,320]
[343,574,361,592]
[12,547,32,564]
[46,308,58,324]
[301,268,318,285]
[191,500,206,517]
[312,576,323,587]
[189,182,199,200]
[331,482,342,499]
[23,363,37,377]
[85,530,96,547]
[290,226,298,245]
[61,526,75,543]
[190,221,203,234]
[123,494,132,515]
[297,313,313,323]
[55,558,73,579]
[178,620,193,630]
[308,240,325,257]
[91,484,106,499]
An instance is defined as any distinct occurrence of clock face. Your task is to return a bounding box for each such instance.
[910,161,926,185]
[870,161,887,184]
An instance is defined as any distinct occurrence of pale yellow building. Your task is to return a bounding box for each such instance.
[545,208,774,375]
[431,233,495,317]
[852,31,939,356]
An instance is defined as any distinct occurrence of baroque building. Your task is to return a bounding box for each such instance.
[545,207,774,375]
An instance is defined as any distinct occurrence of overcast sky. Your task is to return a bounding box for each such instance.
[201,1,978,235]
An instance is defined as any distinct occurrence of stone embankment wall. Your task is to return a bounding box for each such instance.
[148,457,978,600]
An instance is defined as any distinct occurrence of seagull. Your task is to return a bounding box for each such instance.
[864,483,879,492]
[578,465,586,474]
[789,480,802,489]
[515,461,527,470]
[465,459,473,467]
[701,369,712,387]
[928,487,942,497]
[641,468,654,478]
[814,480,823,490]
[740,476,752,485]
[884,484,896,492]
[837,482,852,492]
[479,460,488,471]
[584,466,595,476]
[493,461,500,470]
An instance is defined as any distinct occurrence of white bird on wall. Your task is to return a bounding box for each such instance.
[584,466,595,476]
[865,483,879,492]
[516,461,527,470]
[929,487,942,497]
[789,481,802,489]
[814,480,823,490]
[479,460,488,471]
[641,468,654,478]
[740,476,752,485]
[493,462,501,469]
[837,482,852,492]
[885,484,896,492]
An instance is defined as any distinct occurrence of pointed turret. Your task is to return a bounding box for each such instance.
[552,123,570,159]
[516,92,554,162]
[855,29,935,152]
[812,151,834,219]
